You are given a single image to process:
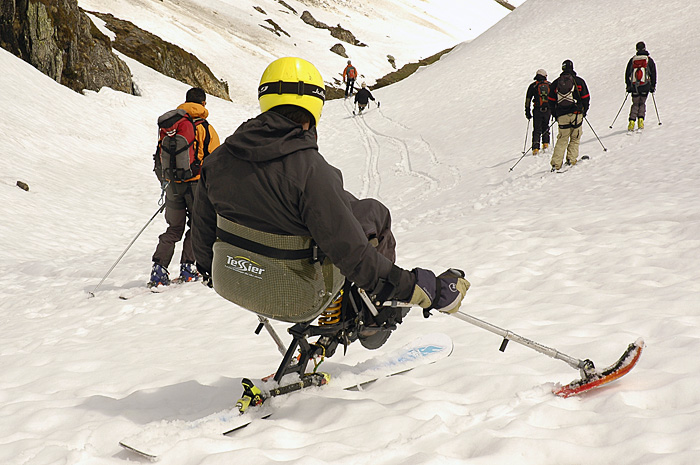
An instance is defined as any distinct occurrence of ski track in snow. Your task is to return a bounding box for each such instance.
[345,99,460,203]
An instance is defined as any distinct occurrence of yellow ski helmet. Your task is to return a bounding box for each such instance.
[258,57,325,126]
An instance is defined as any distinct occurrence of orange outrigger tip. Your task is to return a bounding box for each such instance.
[450,311,644,398]
[553,338,644,397]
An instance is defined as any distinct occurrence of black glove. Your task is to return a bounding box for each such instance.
[650,87,656,93]
[409,268,470,318]
[626,86,632,93]
[525,109,532,120]
[197,265,213,288]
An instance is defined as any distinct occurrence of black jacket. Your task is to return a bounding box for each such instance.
[525,76,551,117]
[548,70,590,118]
[192,111,415,299]
[354,88,375,106]
[625,50,657,95]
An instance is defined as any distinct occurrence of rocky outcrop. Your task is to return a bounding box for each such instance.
[0,0,133,94]
[90,12,230,101]
[300,11,366,47]
[330,43,347,58]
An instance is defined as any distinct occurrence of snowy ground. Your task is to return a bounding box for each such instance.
[2,0,700,464]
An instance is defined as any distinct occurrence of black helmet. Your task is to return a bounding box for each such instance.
[636,41,646,52]
[562,59,574,72]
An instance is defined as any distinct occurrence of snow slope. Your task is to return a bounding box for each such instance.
[2,0,700,464]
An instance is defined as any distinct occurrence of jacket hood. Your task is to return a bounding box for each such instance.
[635,50,650,56]
[177,101,209,119]
[223,111,319,162]
[561,69,578,77]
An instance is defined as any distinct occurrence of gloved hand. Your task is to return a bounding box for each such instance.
[197,265,213,288]
[409,268,470,317]
[626,86,632,93]
[650,87,656,93]
[525,108,532,120]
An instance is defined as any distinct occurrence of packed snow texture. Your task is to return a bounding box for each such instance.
[2,0,700,464]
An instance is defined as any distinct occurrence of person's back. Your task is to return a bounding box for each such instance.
[625,41,657,131]
[193,57,470,353]
[547,60,589,171]
[525,69,551,155]
[150,87,219,287]
[354,83,375,113]
[343,60,357,98]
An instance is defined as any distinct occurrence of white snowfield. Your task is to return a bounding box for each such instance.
[2,0,700,464]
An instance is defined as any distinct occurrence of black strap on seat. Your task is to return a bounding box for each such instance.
[216,227,326,263]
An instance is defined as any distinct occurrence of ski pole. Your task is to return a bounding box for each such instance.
[450,310,588,372]
[509,148,532,172]
[651,92,662,125]
[522,118,531,154]
[88,203,166,297]
[609,93,629,128]
[584,116,607,152]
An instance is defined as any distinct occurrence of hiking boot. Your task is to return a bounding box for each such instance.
[532,148,539,155]
[638,117,644,130]
[148,263,170,287]
[179,262,200,282]
[567,158,577,166]
[628,120,635,132]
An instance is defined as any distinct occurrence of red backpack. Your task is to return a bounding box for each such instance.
[631,55,649,87]
[156,109,202,182]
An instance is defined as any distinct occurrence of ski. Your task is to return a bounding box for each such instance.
[553,338,644,398]
[118,277,194,300]
[119,333,452,458]
[554,154,590,173]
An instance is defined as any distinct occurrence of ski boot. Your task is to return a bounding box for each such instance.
[148,263,170,287]
[236,378,264,414]
[628,120,635,132]
[532,148,539,155]
[543,143,549,150]
[179,262,200,282]
[638,117,644,130]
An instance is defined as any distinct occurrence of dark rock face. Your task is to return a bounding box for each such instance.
[0,0,133,94]
[330,43,347,58]
[90,12,230,101]
[300,11,366,47]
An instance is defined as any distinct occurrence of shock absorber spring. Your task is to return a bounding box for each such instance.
[318,290,343,326]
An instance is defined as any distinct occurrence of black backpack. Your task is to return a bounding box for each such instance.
[556,74,577,110]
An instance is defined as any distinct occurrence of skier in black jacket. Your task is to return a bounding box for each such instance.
[354,82,376,114]
[524,69,552,155]
[625,41,657,131]
[192,57,469,350]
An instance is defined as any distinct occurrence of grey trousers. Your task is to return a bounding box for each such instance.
[152,182,196,268]
[629,94,648,121]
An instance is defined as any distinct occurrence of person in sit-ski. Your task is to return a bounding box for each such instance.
[548,60,590,171]
[625,41,657,132]
[192,57,470,350]
[354,82,376,114]
[525,69,552,155]
[150,87,220,287]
